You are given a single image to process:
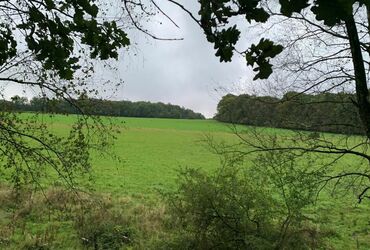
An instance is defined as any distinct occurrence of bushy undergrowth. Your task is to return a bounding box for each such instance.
[163,168,279,249]
[160,154,336,250]
[0,185,166,249]
[74,206,134,249]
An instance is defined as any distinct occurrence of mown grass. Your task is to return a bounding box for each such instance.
[1,115,370,249]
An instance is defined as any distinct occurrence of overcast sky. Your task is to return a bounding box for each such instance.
[3,1,353,118]
[111,2,255,118]
[2,1,257,118]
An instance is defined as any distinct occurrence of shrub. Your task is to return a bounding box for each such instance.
[163,167,278,249]
[162,158,333,249]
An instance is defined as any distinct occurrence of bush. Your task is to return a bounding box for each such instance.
[163,167,278,249]
[162,158,333,249]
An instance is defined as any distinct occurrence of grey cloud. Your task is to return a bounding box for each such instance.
[3,1,252,118]
[114,2,250,118]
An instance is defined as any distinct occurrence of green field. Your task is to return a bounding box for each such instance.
[92,117,233,195]
[43,116,244,195]
[1,115,370,249]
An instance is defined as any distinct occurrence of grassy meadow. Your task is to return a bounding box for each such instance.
[0,115,370,249]
[43,116,245,195]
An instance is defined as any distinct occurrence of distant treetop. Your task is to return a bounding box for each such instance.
[4,96,205,120]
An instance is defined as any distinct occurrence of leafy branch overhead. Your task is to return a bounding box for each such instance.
[0,0,133,192]
[245,39,283,80]
[3,0,130,80]
[198,0,366,79]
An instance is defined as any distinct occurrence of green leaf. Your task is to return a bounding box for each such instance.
[311,0,355,26]
[245,39,283,80]
[45,0,56,10]
[280,0,310,16]
[29,7,45,22]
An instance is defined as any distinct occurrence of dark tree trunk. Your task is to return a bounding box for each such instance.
[345,14,370,139]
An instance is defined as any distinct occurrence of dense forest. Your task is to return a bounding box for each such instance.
[215,92,362,134]
[2,96,205,119]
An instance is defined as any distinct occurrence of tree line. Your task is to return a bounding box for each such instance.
[2,96,205,120]
[215,92,362,135]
